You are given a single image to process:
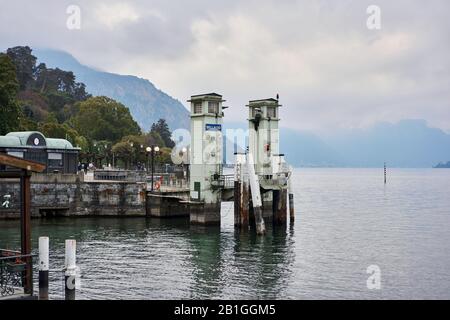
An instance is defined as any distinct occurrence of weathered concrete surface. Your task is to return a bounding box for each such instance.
[0,176,146,219]
[146,194,189,218]
[190,202,221,225]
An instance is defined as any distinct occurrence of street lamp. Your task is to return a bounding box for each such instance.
[181,147,188,184]
[130,142,134,170]
[93,143,98,168]
[147,145,160,192]
[146,146,152,172]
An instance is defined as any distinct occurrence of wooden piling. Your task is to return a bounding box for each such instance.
[234,180,241,227]
[273,189,288,225]
[288,172,295,223]
[20,173,32,295]
[289,193,295,223]
[241,182,249,228]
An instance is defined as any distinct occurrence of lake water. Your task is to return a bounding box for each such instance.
[1,168,449,299]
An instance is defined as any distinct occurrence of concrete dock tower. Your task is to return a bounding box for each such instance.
[188,93,225,225]
[244,98,290,227]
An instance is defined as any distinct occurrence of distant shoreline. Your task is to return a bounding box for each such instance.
[433,162,450,169]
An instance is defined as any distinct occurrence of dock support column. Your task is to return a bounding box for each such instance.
[39,236,49,300]
[288,172,295,223]
[64,239,77,300]
[234,180,241,227]
[289,193,295,223]
[273,188,288,225]
[234,180,249,229]
[234,157,249,229]
[20,173,32,295]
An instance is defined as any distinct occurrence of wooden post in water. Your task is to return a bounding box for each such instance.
[384,162,387,184]
[234,155,249,229]
[64,239,77,300]
[234,179,241,227]
[20,172,32,295]
[288,170,295,223]
[39,236,49,300]
[273,189,288,225]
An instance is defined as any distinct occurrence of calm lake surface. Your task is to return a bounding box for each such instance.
[1,168,449,299]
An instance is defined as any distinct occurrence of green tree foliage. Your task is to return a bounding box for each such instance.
[38,113,80,144]
[5,46,90,127]
[151,119,175,148]
[74,136,89,151]
[70,96,141,144]
[0,53,21,135]
[3,46,178,168]
[6,46,36,90]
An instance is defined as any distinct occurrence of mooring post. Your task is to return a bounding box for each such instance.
[64,239,77,300]
[273,189,288,225]
[38,236,49,300]
[234,154,249,229]
[234,179,241,228]
[20,172,33,295]
[288,172,295,223]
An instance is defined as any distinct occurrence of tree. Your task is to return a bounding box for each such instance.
[38,113,80,144]
[69,96,141,143]
[151,119,175,148]
[112,141,133,169]
[6,46,36,90]
[0,53,21,135]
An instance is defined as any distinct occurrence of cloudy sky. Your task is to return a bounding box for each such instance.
[1,0,449,133]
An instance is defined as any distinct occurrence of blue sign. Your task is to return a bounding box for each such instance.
[205,124,222,131]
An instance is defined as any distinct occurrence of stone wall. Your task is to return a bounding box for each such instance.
[0,176,146,219]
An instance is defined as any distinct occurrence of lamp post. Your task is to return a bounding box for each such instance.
[146,147,151,173]
[104,144,108,168]
[130,142,134,170]
[93,143,98,168]
[146,146,160,192]
[181,147,188,185]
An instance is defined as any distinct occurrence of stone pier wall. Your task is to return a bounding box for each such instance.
[0,174,146,219]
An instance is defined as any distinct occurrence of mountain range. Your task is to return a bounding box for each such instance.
[225,120,450,168]
[33,48,190,131]
[33,49,450,168]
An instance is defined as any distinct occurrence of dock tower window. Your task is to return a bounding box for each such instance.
[267,106,277,118]
[194,103,202,114]
[208,101,219,114]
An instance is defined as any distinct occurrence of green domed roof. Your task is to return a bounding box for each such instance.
[46,138,75,150]
[0,136,22,148]
[6,131,45,145]
[1,131,79,150]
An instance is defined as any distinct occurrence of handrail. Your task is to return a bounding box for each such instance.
[0,253,36,261]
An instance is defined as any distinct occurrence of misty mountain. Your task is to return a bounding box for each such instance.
[33,48,189,131]
[31,50,450,168]
[225,120,450,168]
[324,119,450,168]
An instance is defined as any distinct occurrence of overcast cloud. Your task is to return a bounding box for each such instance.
[1,0,449,132]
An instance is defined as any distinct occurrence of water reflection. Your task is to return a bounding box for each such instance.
[1,168,449,299]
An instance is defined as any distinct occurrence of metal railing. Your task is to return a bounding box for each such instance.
[211,174,235,189]
[0,249,34,297]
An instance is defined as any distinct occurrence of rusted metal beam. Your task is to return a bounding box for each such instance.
[0,153,46,172]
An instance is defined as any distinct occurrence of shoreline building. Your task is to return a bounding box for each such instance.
[0,131,80,174]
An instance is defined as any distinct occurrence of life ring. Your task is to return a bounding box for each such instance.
[155,181,161,190]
